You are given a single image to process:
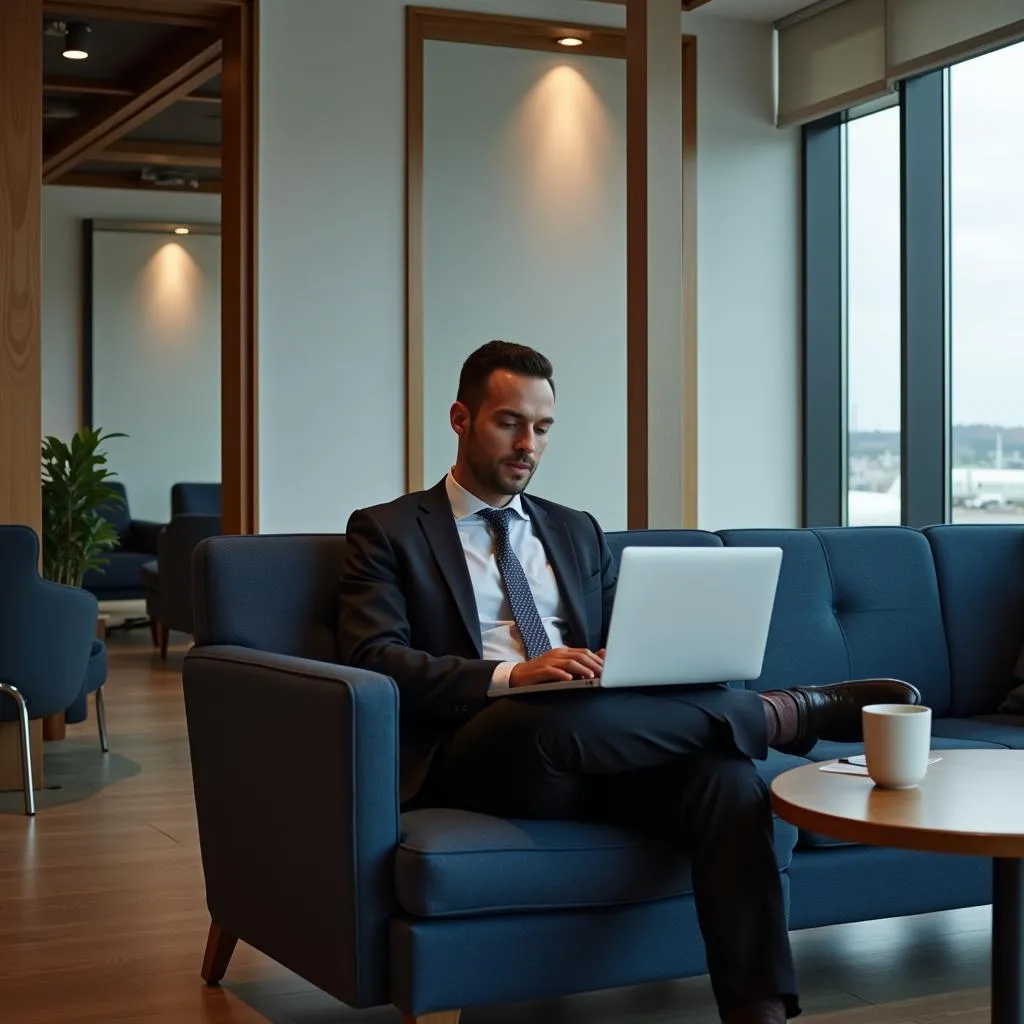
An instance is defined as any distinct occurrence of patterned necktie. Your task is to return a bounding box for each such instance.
[478,506,553,660]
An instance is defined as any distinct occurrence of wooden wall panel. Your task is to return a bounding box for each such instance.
[0,0,43,533]
[220,1,259,535]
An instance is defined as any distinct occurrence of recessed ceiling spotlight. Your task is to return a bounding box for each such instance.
[557,36,584,47]
[173,227,190,235]
[62,22,91,60]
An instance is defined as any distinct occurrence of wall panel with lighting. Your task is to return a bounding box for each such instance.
[84,219,222,521]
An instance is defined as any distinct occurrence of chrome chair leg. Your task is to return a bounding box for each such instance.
[0,682,35,816]
[95,687,108,754]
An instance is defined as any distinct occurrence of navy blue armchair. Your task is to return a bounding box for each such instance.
[0,525,105,815]
[143,512,222,658]
[171,482,221,517]
[81,481,163,601]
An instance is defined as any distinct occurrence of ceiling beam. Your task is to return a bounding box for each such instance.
[590,0,716,8]
[44,76,220,103]
[44,0,245,28]
[98,140,221,168]
[50,170,221,193]
[42,32,222,183]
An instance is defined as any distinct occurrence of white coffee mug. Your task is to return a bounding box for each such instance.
[862,704,933,789]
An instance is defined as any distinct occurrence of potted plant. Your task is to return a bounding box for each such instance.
[41,427,127,587]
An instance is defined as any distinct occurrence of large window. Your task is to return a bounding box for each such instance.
[803,37,1024,528]
[846,106,902,526]
[949,42,1024,524]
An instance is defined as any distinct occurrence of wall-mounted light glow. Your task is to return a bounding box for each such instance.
[62,22,90,60]
[557,37,584,48]
[173,227,190,235]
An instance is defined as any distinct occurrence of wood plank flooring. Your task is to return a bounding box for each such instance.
[0,627,996,1023]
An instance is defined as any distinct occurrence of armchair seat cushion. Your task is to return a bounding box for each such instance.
[82,551,154,596]
[65,640,107,724]
[395,806,798,919]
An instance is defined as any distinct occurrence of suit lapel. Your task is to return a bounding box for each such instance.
[525,497,588,648]
[418,480,483,656]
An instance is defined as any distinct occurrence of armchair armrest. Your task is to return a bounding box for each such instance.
[182,645,400,1009]
[128,519,164,555]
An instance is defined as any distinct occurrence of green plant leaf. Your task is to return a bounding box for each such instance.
[40,427,130,587]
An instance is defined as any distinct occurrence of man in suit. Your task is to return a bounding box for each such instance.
[337,341,919,1024]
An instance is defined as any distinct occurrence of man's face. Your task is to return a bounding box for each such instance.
[452,370,555,501]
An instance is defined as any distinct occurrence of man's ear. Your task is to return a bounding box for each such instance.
[450,401,470,438]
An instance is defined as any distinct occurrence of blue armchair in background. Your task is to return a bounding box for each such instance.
[0,526,105,815]
[143,512,223,658]
[171,482,221,517]
[81,481,163,602]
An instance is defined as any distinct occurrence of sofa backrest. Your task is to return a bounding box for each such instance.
[97,481,131,543]
[718,527,953,713]
[172,482,221,517]
[604,528,722,568]
[924,524,1024,716]
[192,534,346,664]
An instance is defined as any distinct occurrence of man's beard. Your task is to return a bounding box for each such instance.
[469,447,535,496]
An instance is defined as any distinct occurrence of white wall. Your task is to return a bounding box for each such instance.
[423,41,628,531]
[90,229,221,523]
[692,16,801,529]
[42,186,221,441]
[258,0,801,533]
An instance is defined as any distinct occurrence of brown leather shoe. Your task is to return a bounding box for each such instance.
[775,678,922,756]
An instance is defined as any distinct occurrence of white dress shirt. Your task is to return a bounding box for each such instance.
[445,471,569,691]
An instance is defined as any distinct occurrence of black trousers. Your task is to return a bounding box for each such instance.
[423,684,799,1019]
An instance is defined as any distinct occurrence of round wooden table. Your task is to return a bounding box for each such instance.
[771,749,1024,1024]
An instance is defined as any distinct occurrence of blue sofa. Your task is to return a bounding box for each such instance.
[181,524,1024,1020]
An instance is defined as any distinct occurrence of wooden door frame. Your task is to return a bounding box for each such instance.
[404,6,697,528]
[40,0,259,535]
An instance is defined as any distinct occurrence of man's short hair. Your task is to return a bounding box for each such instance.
[457,340,555,413]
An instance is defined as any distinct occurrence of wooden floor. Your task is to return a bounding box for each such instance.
[0,628,996,1023]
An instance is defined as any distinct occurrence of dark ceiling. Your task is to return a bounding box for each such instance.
[42,10,222,192]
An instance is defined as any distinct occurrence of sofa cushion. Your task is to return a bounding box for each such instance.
[604,528,722,572]
[718,528,953,715]
[82,551,152,595]
[924,525,1024,716]
[931,714,1024,749]
[395,805,798,919]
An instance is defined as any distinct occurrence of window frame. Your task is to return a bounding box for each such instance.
[802,71,952,528]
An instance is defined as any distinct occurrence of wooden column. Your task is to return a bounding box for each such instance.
[626,0,693,528]
[221,1,259,535]
[0,0,43,533]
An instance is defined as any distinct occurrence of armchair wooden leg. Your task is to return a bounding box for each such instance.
[149,618,158,646]
[201,921,237,985]
[402,1013,461,1023]
[157,621,168,661]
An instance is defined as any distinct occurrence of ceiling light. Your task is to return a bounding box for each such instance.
[62,22,91,60]
[173,227,190,235]
[557,37,584,47]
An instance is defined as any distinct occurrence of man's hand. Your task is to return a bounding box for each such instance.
[509,648,605,688]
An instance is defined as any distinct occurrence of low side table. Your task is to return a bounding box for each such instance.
[771,749,1024,1024]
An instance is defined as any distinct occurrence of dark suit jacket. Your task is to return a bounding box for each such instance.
[336,478,617,803]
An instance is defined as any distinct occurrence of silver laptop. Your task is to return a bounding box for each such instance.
[498,545,783,695]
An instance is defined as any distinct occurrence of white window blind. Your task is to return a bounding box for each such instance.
[777,0,1024,126]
